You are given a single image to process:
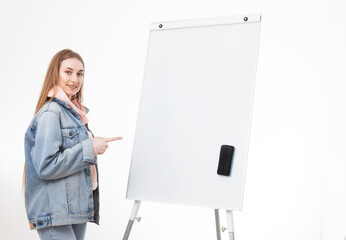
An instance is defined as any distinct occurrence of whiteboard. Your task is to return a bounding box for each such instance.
[126,15,261,210]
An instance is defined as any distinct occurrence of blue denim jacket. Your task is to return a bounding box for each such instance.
[24,98,99,230]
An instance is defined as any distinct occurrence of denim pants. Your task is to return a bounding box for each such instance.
[37,223,87,240]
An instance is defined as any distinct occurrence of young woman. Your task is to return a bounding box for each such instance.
[23,49,122,240]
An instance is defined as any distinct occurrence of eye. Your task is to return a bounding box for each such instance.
[65,71,71,74]
[77,73,84,77]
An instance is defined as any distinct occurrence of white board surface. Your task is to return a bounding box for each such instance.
[126,15,261,210]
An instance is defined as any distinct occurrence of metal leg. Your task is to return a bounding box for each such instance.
[228,232,235,240]
[214,209,221,240]
[123,220,135,240]
[122,200,141,240]
[226,210,234,240]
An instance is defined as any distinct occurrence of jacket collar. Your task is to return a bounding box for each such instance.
[50,98,90,114]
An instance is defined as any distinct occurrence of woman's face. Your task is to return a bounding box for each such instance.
[58,58,84,99]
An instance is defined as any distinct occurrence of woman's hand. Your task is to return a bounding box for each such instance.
[92,136,123,156]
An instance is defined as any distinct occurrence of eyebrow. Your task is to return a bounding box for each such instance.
[65,67,84,72]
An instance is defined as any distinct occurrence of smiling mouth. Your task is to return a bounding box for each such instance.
[67,85,78,89]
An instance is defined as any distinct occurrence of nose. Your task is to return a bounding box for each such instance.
[70,74,79,84]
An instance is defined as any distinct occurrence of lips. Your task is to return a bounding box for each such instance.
[67,85,78,89]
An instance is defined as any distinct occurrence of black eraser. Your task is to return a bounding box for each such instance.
[217,145,234,176]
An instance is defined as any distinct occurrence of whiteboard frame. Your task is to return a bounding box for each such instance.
[126,15,262,211]
[150,14,261,31]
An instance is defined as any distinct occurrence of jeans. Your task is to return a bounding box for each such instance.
[37,223,87,240]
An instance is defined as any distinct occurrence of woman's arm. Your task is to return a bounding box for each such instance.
[32,110,96,180]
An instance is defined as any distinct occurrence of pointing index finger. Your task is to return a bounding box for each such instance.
[105,136,123,143]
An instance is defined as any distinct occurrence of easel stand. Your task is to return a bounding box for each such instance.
[225,210,235,240]
[123,200,141,240]
[123,200,235,240]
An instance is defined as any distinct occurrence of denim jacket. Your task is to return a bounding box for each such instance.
[24,98,99,230]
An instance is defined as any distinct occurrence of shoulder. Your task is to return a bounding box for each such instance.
[31,101,64,126]
[39,101,62,117]
[26,101,62,133]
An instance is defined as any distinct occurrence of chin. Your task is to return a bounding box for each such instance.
[65,92,73,99]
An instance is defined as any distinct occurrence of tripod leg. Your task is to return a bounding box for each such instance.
[123,220,135,240]
[122,200,141,240]
[226,210,234,240]
[214,209,222,240]
[229,232,235,240]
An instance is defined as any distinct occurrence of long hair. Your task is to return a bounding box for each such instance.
[23,49,85,193]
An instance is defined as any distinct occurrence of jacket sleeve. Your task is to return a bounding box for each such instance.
[32,109,96,180]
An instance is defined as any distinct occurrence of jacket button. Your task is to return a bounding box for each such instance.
[69,130,72,136]
[38,221,43,226]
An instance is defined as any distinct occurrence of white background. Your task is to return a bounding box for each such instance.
[0,0,344,240]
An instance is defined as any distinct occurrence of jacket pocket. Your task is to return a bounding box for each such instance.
[61,127,80,149]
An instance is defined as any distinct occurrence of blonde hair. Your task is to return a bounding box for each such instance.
[23,49,85,192]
